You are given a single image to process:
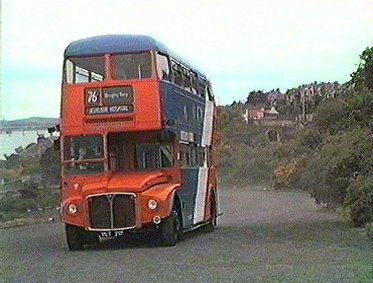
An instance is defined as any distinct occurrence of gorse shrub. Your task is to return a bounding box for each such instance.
[344,176,373,226]
[273,158,306,190]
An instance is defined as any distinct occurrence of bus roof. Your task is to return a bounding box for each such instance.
[64,34,207,79]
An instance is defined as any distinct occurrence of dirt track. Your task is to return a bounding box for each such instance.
[1,187,372,282]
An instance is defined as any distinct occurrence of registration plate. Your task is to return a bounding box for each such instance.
[99,230,124,238]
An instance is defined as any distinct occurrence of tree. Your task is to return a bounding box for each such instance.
[245,90,267,106]
[350,46,373,90]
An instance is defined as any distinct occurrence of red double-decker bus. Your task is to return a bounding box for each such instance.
[60,35,218,250]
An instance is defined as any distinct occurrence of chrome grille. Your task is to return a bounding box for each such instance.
[88,194,136,230]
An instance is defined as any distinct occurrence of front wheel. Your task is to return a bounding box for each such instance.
[65,224,98,251]
[160,205,182,246]
[66,224,85,251]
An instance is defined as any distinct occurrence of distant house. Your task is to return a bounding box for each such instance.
[243,107,279,123]
[249,109,264,120]
[263,107,280,120]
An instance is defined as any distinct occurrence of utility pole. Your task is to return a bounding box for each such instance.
[301,88,306,123]
[243,109,249,123]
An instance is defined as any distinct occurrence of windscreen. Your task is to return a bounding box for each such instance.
[63,135,105,175]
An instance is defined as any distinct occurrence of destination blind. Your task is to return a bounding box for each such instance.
[85,86,134,115]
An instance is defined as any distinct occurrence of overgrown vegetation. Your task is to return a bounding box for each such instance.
[0,145,60,222]
[220,46,373,227]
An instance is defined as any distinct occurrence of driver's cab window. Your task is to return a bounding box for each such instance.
[156,53,170,81]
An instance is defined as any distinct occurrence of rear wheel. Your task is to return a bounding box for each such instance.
[160,203,182,246]
[203,196,217,233]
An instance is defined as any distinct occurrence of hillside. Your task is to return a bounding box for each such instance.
[0,117,59,131]
[220,46,373,228]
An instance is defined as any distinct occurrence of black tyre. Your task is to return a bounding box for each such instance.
[203,196,217,233]
[160,204,182,246]
[66,224,85,251]
[66,224,98,251]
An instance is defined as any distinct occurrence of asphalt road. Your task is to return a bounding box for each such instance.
[1,187,372,283]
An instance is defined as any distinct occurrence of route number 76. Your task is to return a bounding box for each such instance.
[86,89,101,105]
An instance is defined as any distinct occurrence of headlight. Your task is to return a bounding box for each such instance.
[148,199,159,210]
[67,203,79,215]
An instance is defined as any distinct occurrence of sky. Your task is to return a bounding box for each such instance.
[1,0,372,120]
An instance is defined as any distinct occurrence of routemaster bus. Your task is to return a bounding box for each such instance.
[60,34,218,250]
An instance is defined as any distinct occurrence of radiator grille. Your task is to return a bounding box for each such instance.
[88,194,136,230]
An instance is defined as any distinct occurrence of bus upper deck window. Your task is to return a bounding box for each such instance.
[111,52,152,80]
[64,56,105,84]
[173,70,183,87]
[199,83,206,98]
[207,86,215,101]
[65,60,74,83]
[156,54,170,81]
[76,67,89,83]
[190,73,198,94]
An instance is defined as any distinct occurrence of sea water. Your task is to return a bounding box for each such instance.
[0,130,47,159]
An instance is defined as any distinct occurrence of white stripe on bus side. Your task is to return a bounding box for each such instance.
[202,100,214,146]
[193,167,209,224]
[193,100,214,225]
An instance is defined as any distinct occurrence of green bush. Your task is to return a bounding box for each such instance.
[220,144,277,186]
[298,127,323,150]
[294,129,369,205]
[344,176,373,227]
[314,97,351,134]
